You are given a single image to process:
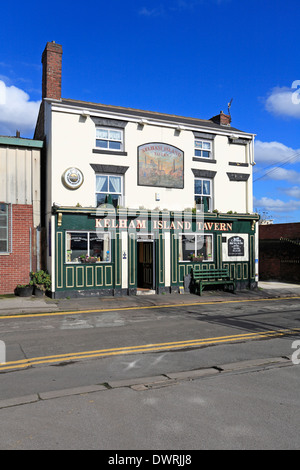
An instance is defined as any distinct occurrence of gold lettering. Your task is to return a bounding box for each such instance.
[95,219,103,228]
[119,219,127,228]
[136,220,146,229]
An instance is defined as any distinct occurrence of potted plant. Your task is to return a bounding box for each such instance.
[15,282,34,297]
[30,270,51,296]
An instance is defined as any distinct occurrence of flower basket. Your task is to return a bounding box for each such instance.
[188,255,204,263]
[80,256,97,263]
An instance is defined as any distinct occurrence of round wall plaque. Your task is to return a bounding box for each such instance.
[62,167,84,190]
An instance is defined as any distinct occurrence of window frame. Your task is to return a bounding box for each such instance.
[179,233,214,262]
[95,127,124,152]
[95,173,124,208]
[0,203,10,254]
[65,230,111,264]
[194,177,213,212]
[194,139,212,159]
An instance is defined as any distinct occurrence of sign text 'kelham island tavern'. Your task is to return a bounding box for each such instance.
[34,42,259,298]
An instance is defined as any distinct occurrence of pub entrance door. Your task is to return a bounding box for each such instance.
[137,236,155,290]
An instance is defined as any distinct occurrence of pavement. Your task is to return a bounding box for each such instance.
[0,281,300,316]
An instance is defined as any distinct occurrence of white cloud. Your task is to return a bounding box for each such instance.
[267,167,300,184]
[283,186,300,199]
[265,85,300,118]
[139,0,230,16]
[254,196,300,214]
[254,140,300,164]
[139,5,165,16]
[0,80,40,137]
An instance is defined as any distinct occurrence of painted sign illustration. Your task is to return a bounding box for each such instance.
[138,143,184,189]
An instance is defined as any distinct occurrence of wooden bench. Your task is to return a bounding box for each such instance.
[192,268,236,296]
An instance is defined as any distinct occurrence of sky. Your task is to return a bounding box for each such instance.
[0,0,299,223]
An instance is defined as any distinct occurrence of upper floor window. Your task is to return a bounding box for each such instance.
[96,127,124,151]
[195,178,213,212]
[194,140,212,159]
[96,174,123,208]
[0,203,9,253]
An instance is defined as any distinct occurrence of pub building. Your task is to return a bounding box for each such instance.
[35,42,259,298]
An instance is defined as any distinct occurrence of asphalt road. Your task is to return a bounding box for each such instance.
[0,297,300,450]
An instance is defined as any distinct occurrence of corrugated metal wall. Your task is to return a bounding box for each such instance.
[0,146,40,227]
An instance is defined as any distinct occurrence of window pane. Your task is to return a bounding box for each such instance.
[96,175,108,192]
[109,130,122,141]
[202,151,210,158]
[67,232,88,262]
[109,176,121,193]
[180,234,195,261]
[194,179,202,195]
[203,180,211,195]
[96,193,107,207]
[109,141,121,150]
[203,142,211,150]
[96,140,109,149]
[0,240,7,252]
[195,140,202,149]
[90,233,111,261]
[0,215,7,227]
[195,149,202,157]
[196,234,213,260]
[96,129,109,139]
[0,227,7,239]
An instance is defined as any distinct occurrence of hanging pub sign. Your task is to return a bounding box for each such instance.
[138,143,184,189]
[228,236,244,257]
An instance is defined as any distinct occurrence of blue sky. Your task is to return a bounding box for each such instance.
[0,0,299,223]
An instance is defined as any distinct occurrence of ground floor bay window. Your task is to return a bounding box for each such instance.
[66,231,111,263]
[179,233,213,262]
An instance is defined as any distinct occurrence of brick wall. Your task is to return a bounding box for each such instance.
[259,223,300,282]
[260,223,300,240]
[0,205,37,294]
[42,41,63,100]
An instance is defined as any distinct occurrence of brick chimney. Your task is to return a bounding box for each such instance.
[210,110,232,126]
[41,41,63,100]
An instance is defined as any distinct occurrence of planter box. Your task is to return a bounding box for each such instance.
[33,286,45,297]
[15,286,33,297]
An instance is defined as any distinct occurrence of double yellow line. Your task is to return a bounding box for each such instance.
[1,295,300,320]
[0,327,298,372]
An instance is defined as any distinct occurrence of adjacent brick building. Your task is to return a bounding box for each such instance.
[259,223,300,283]
[0,136,43,294]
